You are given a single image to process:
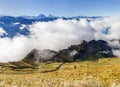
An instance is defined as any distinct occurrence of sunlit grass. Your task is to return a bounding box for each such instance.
[0,58,120,86]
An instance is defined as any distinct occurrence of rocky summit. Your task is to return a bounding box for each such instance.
[22,40,114,65]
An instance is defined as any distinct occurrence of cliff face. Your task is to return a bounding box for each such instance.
[22,40,114,65]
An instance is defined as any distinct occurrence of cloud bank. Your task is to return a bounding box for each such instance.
[0,17,120,62]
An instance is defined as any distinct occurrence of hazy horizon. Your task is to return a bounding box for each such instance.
[0,0,120,16]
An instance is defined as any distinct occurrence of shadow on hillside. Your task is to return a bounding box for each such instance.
[41,62,65,73]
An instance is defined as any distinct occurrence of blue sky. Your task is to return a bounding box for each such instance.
[0,0,120,16]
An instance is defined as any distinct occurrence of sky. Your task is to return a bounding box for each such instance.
[0,0,120,16]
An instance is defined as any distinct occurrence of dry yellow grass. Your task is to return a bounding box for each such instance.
[0,58,120,87]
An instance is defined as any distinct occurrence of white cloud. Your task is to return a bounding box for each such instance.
[90,16,120,40]
[0,17,120,62]
[12,22,20,25]
[28,19,95,50]
[0,27,7,36]
[0,19,96,62]
[20,24,26,30]
[0,36,32,62]
[113,50,120,57]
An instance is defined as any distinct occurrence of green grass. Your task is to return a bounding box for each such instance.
[0,58,120,87]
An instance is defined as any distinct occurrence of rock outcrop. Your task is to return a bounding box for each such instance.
[22,40,114,64]
[54,40,114,62]
[22,49,57,65]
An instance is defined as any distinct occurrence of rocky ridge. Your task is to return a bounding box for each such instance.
[22,40,114,65]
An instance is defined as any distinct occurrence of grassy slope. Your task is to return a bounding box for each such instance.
[0,58,120,87]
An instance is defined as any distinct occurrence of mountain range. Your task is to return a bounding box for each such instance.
[0,14,118,64]
[0,14,100,38]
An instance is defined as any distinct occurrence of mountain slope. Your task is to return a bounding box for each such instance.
[22,40,114,65]
[0,58,120,86]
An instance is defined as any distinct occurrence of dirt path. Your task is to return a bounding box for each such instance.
[41,62,65,73]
